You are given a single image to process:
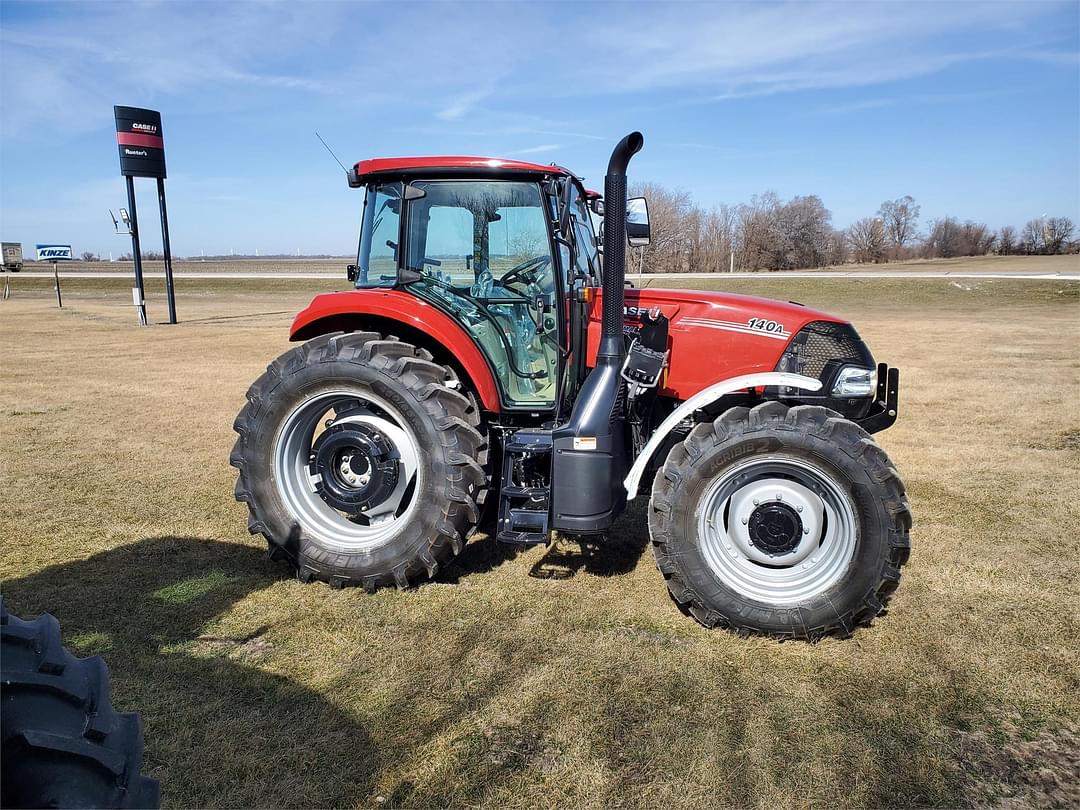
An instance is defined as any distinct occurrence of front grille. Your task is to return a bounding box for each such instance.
[777,321,873,380]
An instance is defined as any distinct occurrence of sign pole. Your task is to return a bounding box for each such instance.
[53,261,63,308]
[157,177,177,324]
[126,175,148,326]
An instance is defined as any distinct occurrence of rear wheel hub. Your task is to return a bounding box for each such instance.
[310,422,399,514]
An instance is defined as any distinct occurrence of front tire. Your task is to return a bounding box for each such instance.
[231,332,487,590]
[649,402,911,639]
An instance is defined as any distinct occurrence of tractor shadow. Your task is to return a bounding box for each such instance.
[528,499,652,580]
[2,536,378,807]
[436,498,653,584]
[434,529,525,585]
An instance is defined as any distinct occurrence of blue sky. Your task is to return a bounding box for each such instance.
[1,0,1077,257]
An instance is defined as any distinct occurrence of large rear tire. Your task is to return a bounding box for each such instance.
[649,402,911,639]
[231,332,487,590]
[1,598,160,809]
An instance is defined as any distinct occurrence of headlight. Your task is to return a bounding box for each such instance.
[832,365,876,397]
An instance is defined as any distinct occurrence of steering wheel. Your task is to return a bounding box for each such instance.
[498,255,551,289]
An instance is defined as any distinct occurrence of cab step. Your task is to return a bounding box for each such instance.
[497,428,552,545]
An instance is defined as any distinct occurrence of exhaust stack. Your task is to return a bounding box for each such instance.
[549,131,644,535]
[598,131,644,361]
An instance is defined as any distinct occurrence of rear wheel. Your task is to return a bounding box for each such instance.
[649,402,911,639]
[231,332,487,590]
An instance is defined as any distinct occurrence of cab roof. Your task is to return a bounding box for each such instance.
[352,155,571,181]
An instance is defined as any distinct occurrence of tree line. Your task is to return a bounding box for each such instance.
[629,182,1077,273]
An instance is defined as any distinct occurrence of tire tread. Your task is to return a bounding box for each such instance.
[230,331,489,591]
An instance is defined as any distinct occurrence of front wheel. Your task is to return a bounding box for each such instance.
[649,402,911,639]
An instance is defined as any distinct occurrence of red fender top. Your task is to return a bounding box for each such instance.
[290,289,503,411]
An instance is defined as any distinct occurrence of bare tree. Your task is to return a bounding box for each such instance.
[778,195,832,269]
[1044,217,1074,254]
[923,217,962,258]
[923,218,995,258]
[877,196,920,259]
[80,251,98,262]
[688,204,735,273]
[1022,219,1046,254]
[847,217,886,263]
[629,182,694,272]
[997,225,1017,255]
[735,192,781,271]
[826,228,849,266]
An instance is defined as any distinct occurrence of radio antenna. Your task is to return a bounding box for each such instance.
[315,131,348,174]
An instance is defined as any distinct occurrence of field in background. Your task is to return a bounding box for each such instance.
[1,274,1078,808]
[14,252,1079,276]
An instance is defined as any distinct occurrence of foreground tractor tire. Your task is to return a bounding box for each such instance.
[1,599,159,809]
[231,331,487,590]
[650,402,911,640]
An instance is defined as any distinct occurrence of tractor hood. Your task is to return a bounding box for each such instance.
[587,287,848,400]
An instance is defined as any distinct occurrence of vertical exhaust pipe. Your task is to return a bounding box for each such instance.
[599,131,644,361]
[550,132,644,535]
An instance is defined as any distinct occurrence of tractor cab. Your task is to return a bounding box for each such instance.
[346,157,626,410]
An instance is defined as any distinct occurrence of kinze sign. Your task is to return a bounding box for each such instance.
[114,106,166,178]
[35,244,73,261]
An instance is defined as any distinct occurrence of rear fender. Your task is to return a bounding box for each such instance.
[290,290,502,412]
[624,372,821,500]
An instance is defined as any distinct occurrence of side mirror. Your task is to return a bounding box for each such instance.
[590,198,605,216]
[627,197,650,247]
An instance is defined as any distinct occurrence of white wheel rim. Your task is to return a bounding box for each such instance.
[273,388,422,552]
[696,456,858,605]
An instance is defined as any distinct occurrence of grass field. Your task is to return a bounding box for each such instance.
[1,270,1078,808]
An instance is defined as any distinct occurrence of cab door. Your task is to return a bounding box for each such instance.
[403,179,560,409]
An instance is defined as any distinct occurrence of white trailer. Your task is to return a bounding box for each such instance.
[2,242,22,272]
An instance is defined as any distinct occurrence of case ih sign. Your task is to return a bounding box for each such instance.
[114,106,166,178]
[35,244,73,261]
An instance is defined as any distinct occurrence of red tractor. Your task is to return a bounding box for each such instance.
[231,133,910,639]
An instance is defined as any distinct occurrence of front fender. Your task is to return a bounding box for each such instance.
[623,372,822,500]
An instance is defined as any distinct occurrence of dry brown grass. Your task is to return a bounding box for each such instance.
[1,275,1078,808]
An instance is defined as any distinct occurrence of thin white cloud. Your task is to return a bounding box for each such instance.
[436,90,493,121]
[508,144,562,156]
[812,89,1017,117]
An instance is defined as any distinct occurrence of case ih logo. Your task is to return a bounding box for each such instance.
[114,105,167,179]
